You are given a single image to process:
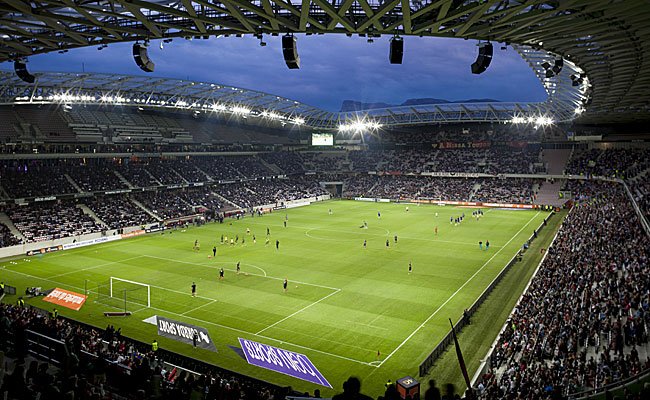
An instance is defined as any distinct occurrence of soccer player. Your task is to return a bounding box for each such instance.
[246,227,250,235]
[220,234,224,244]
[265,237,270,246]
[434,226,438,236]
[450,216,453,224]
[363,239,367,249]
[242,237,245,245]
[253,235,257,244]
[405,206,409,212]
[267,227,270,235]
[486,240,490,250]
[191,282,196,297]
[276,239,280,250]
[219,267,224,280]
[235,234,239,243]
[194,239,200,251]
[378,211,381,219]
[230,238,234,245]
[283,220,287,228]
[212,246,217,257]
[408,261,412,274]
[394,234,398,244]
[479,241,483,250]
[328,208,332,215]
[236,261,241,274]
[283,278,288,293]
[386,239,389,248]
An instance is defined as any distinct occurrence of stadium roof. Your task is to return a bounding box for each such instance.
[1,1,649,124]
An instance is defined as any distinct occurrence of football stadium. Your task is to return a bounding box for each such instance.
[0,1,649,400]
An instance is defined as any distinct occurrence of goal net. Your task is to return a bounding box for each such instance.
[96,277,151,312]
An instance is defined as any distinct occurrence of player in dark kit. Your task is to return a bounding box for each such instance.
[363,239,367,249]
[276,239,280,250]
[283,278,288,293]
[394,235,398,244]
[212,246,217,257]
[191,282,196,297]
[236,261,241,274]
[267,227,270,235]
[408,261,412,274]
[386,239,389,248]
[219,268,224,280]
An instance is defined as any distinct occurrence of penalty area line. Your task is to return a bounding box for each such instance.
[142,254,341,291]
[255,288,341,335]
[376,211,541,368]
[181,299,218,316]
[1,267,375,368]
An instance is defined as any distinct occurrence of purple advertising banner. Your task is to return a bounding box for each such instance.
[238,338,332,388]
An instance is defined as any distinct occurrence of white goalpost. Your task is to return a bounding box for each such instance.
[96,277,151,312]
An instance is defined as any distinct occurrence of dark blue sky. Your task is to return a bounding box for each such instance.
[1,35,547,112]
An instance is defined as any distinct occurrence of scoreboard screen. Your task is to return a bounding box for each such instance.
[311,132,334,146]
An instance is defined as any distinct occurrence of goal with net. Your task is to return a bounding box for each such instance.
[95,277,151,312]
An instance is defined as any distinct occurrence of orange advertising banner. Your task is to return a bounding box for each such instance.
[43,288,87,311]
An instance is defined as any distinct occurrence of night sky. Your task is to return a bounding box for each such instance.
[1,35,547,112]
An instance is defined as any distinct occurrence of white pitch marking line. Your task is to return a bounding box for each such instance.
[209,259,267,277]
[303,227,503,247]
[7,261,217,303]
[270,324,380,354]
[142,255,341,291]
[0,268,375,367]
[376,211,541,367]
[46,255,144,279]
[345,320,388,331]
[181,299,217,316]
[255,288,341,336]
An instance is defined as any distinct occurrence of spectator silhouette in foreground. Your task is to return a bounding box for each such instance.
[332,376,374,400]
[425,379,441,400]
[441,383,459,400]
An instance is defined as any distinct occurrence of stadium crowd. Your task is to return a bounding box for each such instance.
[4,202,103,242]
[0,303,287,400]
[0,223,21,247]
[84,196,156,229]
[630,174,650,221]
[476,182,650,399]
[0,161,77,198]
[341,175,540,204]
[472,179,536,204]
[566,148,650,178]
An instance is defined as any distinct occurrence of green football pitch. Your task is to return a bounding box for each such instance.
[1,200,552,396]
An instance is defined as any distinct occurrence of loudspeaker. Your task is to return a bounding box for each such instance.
[282,35,300,69]
[552,57,563,74]
[389,37,403,64]
[471,42,493,75]
[132,43,155,72]
[14,61,35,83]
